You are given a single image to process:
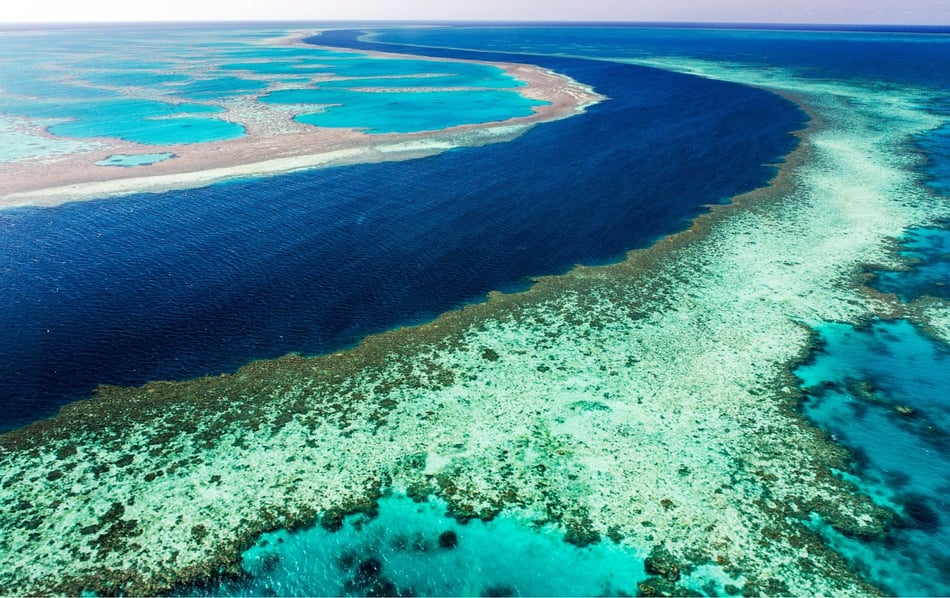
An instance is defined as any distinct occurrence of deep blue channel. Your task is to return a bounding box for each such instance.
[0,29,804,431]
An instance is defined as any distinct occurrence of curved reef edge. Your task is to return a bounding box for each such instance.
[2,58,948,595]
[0,33,601,209]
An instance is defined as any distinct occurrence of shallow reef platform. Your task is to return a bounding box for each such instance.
[0,29,599,208]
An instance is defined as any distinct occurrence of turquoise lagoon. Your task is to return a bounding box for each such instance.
[169,77,270,100]
[216,61,336,75]
[796,320,950,596]
[195,496,653,597]
[316,74,524,89]
[0,26,546,154]
[262,88,545,134]
[80,70,192,88]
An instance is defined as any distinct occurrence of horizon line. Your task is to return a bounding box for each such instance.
[1,19,949,29]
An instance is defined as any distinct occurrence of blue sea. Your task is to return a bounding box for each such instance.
[0,27,804,430]
[2,22,950,596]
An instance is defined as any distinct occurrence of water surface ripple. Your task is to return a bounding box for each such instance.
[0,32,803,431]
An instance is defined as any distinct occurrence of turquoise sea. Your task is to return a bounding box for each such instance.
[1,22,949,596]
[0,26,543,145]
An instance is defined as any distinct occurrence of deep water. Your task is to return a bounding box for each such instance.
[363,25,950,91]
[0,32,804,431]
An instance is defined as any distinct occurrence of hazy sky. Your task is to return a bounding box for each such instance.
[1,0,948,25]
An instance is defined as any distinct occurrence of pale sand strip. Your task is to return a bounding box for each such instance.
[1,134,480,207]
[0,38,602,209]
[2,58,949,595]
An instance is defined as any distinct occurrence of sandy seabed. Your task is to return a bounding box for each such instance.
[1,51,949,596]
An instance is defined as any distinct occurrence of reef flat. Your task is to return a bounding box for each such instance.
[0,31,599,208]
[3,50,948,595]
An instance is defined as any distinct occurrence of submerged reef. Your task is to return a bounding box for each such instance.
[198,494,652,596]
[2,55,950,598]
[0,247,883,594]
[796,319,950,596]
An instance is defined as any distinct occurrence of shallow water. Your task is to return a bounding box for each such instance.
[168,76,269,100]
[917,122,950,195]
[872,227,950,301]
[2,98,241,146]
[262,87,546,133]
[217,61,333,75]
[0,27,547,151]
[317,73,524,89]
[94,152,176,167]
[796,320,950,595]
[81,70,192,88]
[194,495,649,597]
[0,117,99,162]
[870,123,950,301]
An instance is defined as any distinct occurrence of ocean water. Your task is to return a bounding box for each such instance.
[793,60,950,592]
[3,23,950,596]
[0,116,99,162]
[795,320,950,596]
[217,61,334,75]
[0,26,544,152]
[251,54,537,133]
[363,24,950,89]
[217,47,367,61]
[82,70,192,88]
[0,30,245,146]
[0,77,119,100]
[871,122,950,301]
[71,58,179,71]
[0,33,802,431]
[262,87,546,133]
[192,495,649,597]
[0,97,241,146]
[316,74,524,89]
[169,77,269,100]
[302,56,521,83]
[872,227,950,301]
[254,26,950,595]
[190,494,745,597]
[52,114,246,146]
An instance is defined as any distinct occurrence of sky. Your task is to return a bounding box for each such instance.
[0,0,948,25]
